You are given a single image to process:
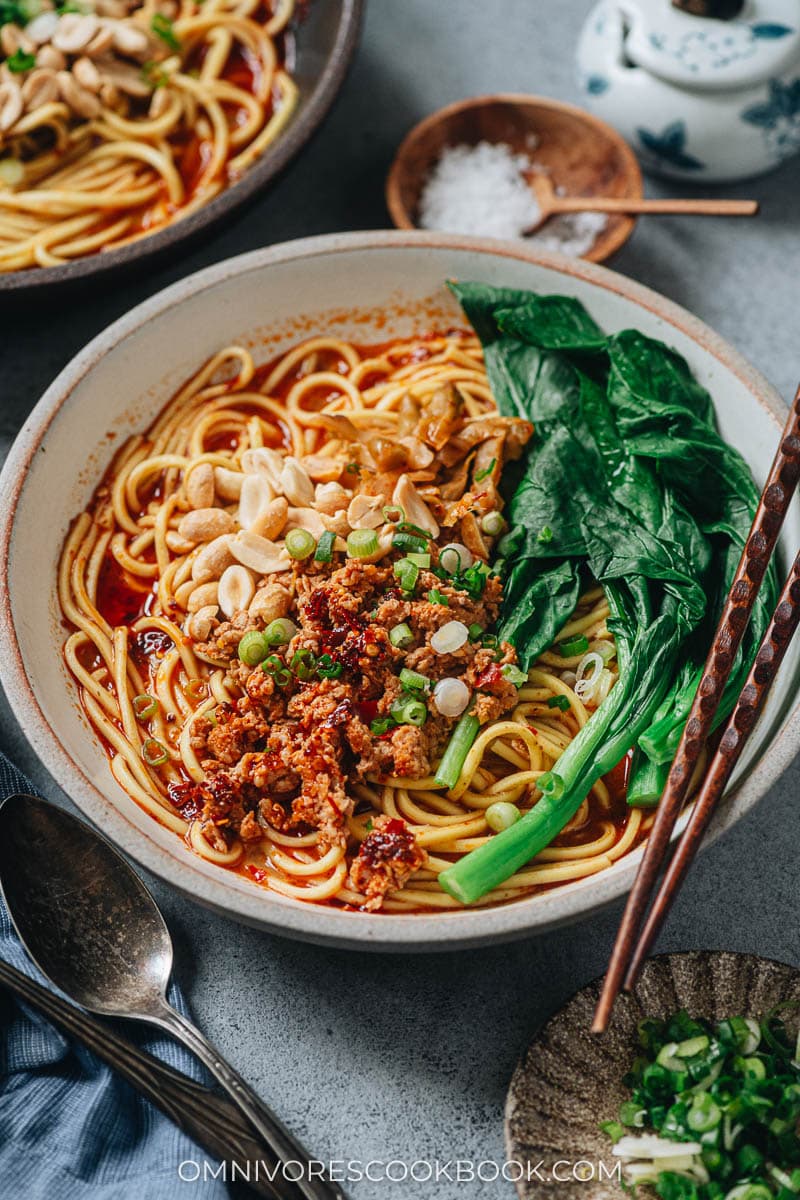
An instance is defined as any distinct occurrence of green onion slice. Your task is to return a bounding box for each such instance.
[317,653,343,680]
[407,552,431,568]
[392,530,428,555]
[141,737,169,766]
[133,693,159,720]
[264,617,297,646]
[399,667,430,693]
[467,623,484,642]
[370,716,395,735]
[238,630,268,666]
[558,634,590,657]
[290,649,316,680]
[389,623,414,649]
[314,530,336,563]
[390,695,428,727]
[427,588,449,606]
[382,504,405,524]
[347,528,379,558]
[393,558,419,594]
[286,528,316,560]
[546,694,571,712]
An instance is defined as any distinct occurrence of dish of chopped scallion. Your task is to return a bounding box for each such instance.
[603,1008,800,1200]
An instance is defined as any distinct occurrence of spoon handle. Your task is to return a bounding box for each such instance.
[153,1002,346,1200]
[545,197,759,216]
[0,959,276,1198]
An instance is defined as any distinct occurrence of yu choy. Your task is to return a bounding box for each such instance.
[439,284,777,905]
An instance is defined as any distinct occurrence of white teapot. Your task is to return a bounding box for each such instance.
[576,0,800,181]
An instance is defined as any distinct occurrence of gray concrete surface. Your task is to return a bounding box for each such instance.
[2,1,800,1196]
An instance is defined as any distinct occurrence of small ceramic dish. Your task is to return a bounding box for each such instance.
[385,94,643,263]
[0,231,798,950]
[506,951,800,1200]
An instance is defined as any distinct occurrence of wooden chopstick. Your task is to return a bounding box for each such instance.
[622,548,800,984]
[592,385,800,1035]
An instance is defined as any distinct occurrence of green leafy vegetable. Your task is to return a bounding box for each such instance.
[6,47,35,72]
[438,282,777,905]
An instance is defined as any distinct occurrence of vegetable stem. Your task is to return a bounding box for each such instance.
[434,713,480,791]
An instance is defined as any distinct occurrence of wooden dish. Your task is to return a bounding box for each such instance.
[385,94,643,263]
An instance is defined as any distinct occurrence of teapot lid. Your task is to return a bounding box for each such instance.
[623,0,800,90]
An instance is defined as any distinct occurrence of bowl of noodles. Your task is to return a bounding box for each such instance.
[1,230,798,950]
[0,0,362,291]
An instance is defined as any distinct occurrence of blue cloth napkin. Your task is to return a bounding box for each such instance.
[0,753,232,1200]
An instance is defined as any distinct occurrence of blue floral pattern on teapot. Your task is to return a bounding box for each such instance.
[576,0,800,182]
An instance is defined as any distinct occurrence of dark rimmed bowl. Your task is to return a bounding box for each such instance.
[0,0,364,301]
[506,951,800,1200]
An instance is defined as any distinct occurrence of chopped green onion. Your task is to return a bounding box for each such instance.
[393,557,419,594]
[344,461,361,476]
[317,654,343,680]
[151,12,181,50]
[238,630,268,666]
[547,695,571,712]
[314,530,336,562]
[480,510,505,536]
[141,737,168,766]
[382,504,405,524]
[427,588,449,606]
[7,48,36,73]
[133,693,159,720]
[474,457,496,482]
[501,663,528,687]
[389,623,414,649]
[440,545,466,574]
[407,552,431,568]
[370,717,395,735]
[399,668,430,693]
[619,1101,646,1127]
[261,653,283,675]
[392,530,428,555]
[537,771,564,799]
[435,712,480,791]
[468,623,484,642]
[558,634,590,657]
[272,667,292,688]
[290,649,316,681]
[537,525,554,544]
[390,695,428,727]
[687,1093,722,1133]
[485,802,521,832]
[598,1120,626,1144]
[481,633,498,650]
[347,529,378,558]
[397,521,431,540]
[286,528,316,560]
[264,617,297,646]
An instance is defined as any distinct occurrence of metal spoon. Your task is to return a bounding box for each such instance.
[0,793,344,1200]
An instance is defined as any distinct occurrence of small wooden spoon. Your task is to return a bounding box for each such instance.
[525,173,759,233]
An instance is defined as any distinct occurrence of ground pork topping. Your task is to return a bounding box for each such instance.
[179,391,533,908]
[348,816,428,912]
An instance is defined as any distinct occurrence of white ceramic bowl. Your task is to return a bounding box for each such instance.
[1,231,797,951]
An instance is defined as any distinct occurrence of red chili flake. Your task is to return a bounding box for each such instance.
[245,864,267,883]
[475,663,504,690]
[167,780,206,819]
[358,818,418,868]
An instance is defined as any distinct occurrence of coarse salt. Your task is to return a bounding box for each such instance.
[417,140,607,258]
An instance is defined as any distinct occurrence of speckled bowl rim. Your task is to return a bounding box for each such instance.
[0,230,796,951]
[0,0,364,296]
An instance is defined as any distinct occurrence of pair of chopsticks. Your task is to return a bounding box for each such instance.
[593,385,800,1034]
[0,958,278,1199]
